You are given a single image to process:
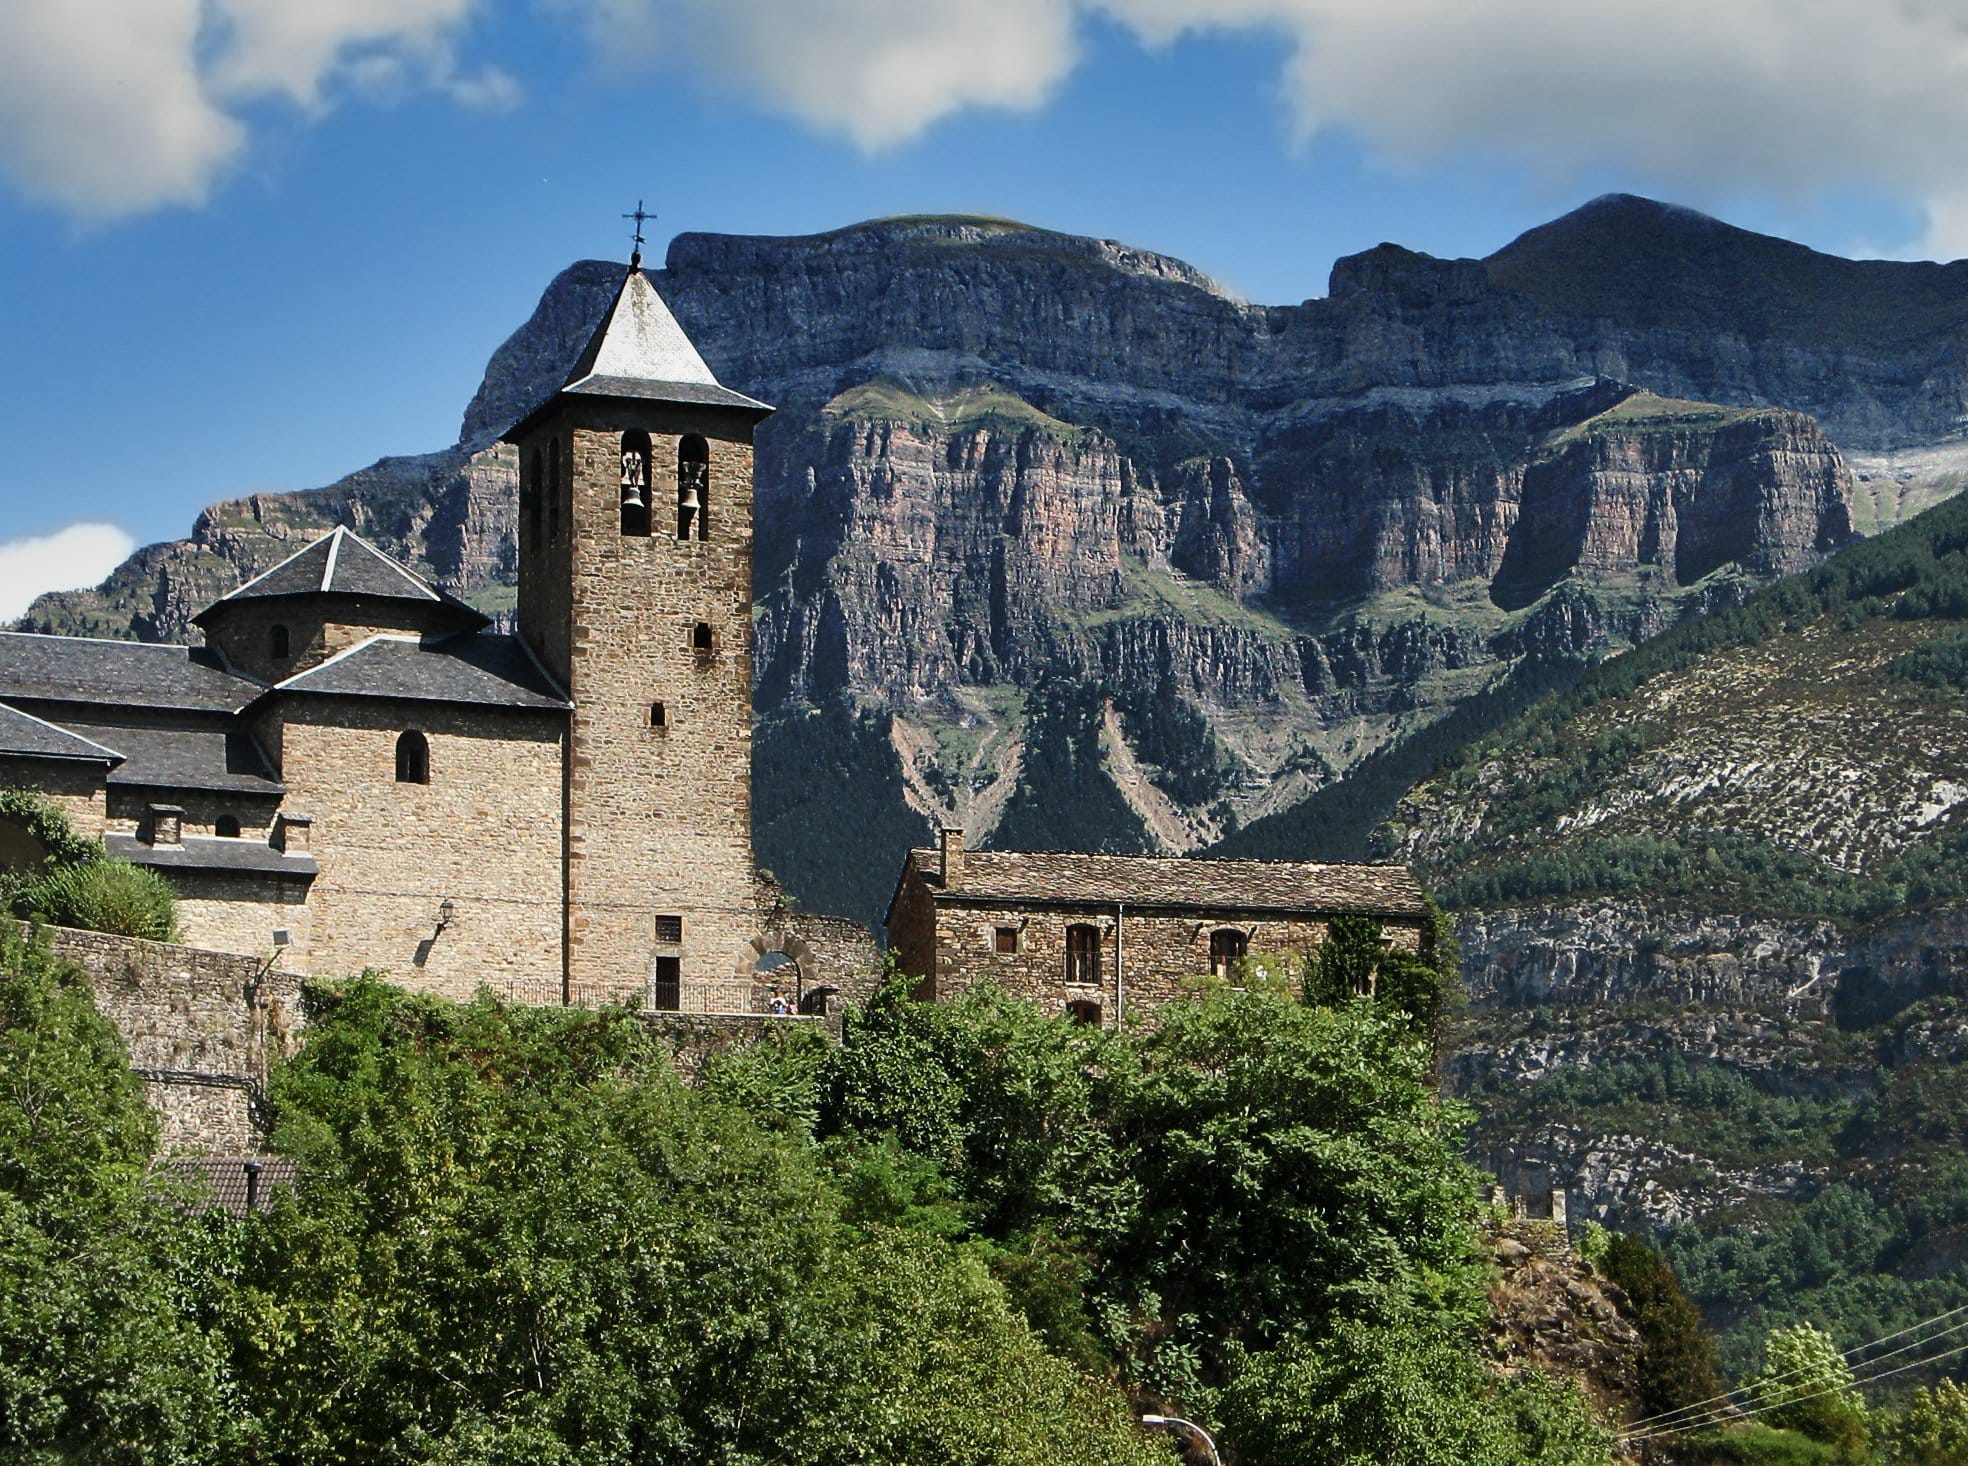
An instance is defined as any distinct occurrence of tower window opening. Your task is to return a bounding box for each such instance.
[691,621,714,655]
[620,430,652,536]
[1209,927,1249,979]
[677,434,709,541]
[215,815,242,838]
[1065,923,1101,986]
[270,624,290,660]
[395,729,430,785]
[650,700,667,728]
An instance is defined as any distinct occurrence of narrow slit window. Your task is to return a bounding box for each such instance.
[395,730,430,785]
[677,434,709,541]
[650,700,667,728]
[619,430,652,536]
[1065,923,1101,986]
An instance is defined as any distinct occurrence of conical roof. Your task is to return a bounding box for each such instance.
[192,527,489,628]
[532,266,772,428]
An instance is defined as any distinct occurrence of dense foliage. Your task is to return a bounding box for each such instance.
[0,789,179,941]
[0,924,1618,1464]
[1599,1233,1724,1421]
[990,674,1155,857]
[1405,484,1968,920]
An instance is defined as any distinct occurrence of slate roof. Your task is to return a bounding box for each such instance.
[166,1156,300,1216]
[108,833,317,878]
[194,527,488,629]
[61,720,282,794]
[274,632,570,710]
[0,633,261,713]
[903,848,1428,916]
[0,702,122,763]
[508,267,771,437]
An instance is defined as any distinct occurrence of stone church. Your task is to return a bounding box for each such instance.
[0,259,868,1010]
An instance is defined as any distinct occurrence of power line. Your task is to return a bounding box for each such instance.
[1622,1302,1968,1435]
[1623,1332,1968,1444]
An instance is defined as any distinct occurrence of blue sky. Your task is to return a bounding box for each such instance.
[0,0,1958,618]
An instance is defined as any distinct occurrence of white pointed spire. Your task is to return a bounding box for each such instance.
[559,267,770,413]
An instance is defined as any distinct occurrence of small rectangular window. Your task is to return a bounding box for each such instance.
[651,700,667,728]
[994,926,1018,955]
[654,914,683,944]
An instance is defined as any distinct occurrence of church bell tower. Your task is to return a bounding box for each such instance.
[504,240,772,1004]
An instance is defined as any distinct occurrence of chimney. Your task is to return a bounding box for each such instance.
[940,827,964,890]
[146,804,184,847]
[274,813,312,854]
[243,1159,264,1213]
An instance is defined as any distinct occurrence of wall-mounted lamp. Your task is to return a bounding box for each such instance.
[437,898,457,931]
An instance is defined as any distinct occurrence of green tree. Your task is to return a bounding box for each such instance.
[1748,1324,1869,1455]
[1218,1317,1614,1466]
[1599,1232,1724,1421]
[1882,1379,1968,1466]
[0,924,229,1462]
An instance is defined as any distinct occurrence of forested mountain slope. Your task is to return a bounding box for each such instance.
[1386,490,1968,1368]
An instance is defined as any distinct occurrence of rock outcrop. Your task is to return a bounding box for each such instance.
[12,208,1904,919]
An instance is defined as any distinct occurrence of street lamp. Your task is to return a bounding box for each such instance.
[1142,1414,1222,1466]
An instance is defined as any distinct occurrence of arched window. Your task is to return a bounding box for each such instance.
[395,730,430,785]
[677,434,709,541]
[270,624,290,660]
[691,621,714,655]
[546,438,562,540]
[1209,927,1249,979]
[215,815,242,839]
[620,430,652,536]
[1064,923,1101,986]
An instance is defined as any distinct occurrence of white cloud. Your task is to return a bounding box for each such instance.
[0,524,137,623]
[0,0,503,220]
[568,0,1968,258]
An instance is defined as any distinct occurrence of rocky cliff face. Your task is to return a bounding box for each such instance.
[10,207,1908,923]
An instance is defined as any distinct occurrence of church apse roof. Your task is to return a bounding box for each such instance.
[273,632,570,711]
[192,527,488,630]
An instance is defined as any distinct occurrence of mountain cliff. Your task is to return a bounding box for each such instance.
[16,200,1952,922]
[1386,489,1968,1366]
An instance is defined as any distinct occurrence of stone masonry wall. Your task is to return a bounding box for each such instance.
[27,921,303,1153]
[921,899,1423,1025]
[168,867,315,974]
[279,697,565,999]
[540,403,762,1006]
[0,759,106,848]
[206,595,473,683]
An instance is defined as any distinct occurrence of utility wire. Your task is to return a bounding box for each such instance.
[1622,1333,1968,1444]
[1621,1302,1968,1434]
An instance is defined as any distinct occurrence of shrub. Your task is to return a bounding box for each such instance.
[16,860,180,943]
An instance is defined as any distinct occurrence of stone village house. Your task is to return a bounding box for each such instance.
[0,252,1423,1027]
[886,828,1428,1026]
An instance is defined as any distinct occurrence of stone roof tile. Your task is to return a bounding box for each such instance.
[0,702,122,763]
[908,848,1427,916]
[274,632,570,711]
[197,527,488,628]
[0,633,261,713]
[61,720,282,795]
[108,833,316,878]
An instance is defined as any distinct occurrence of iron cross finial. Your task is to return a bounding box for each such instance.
[623,199,653,270]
